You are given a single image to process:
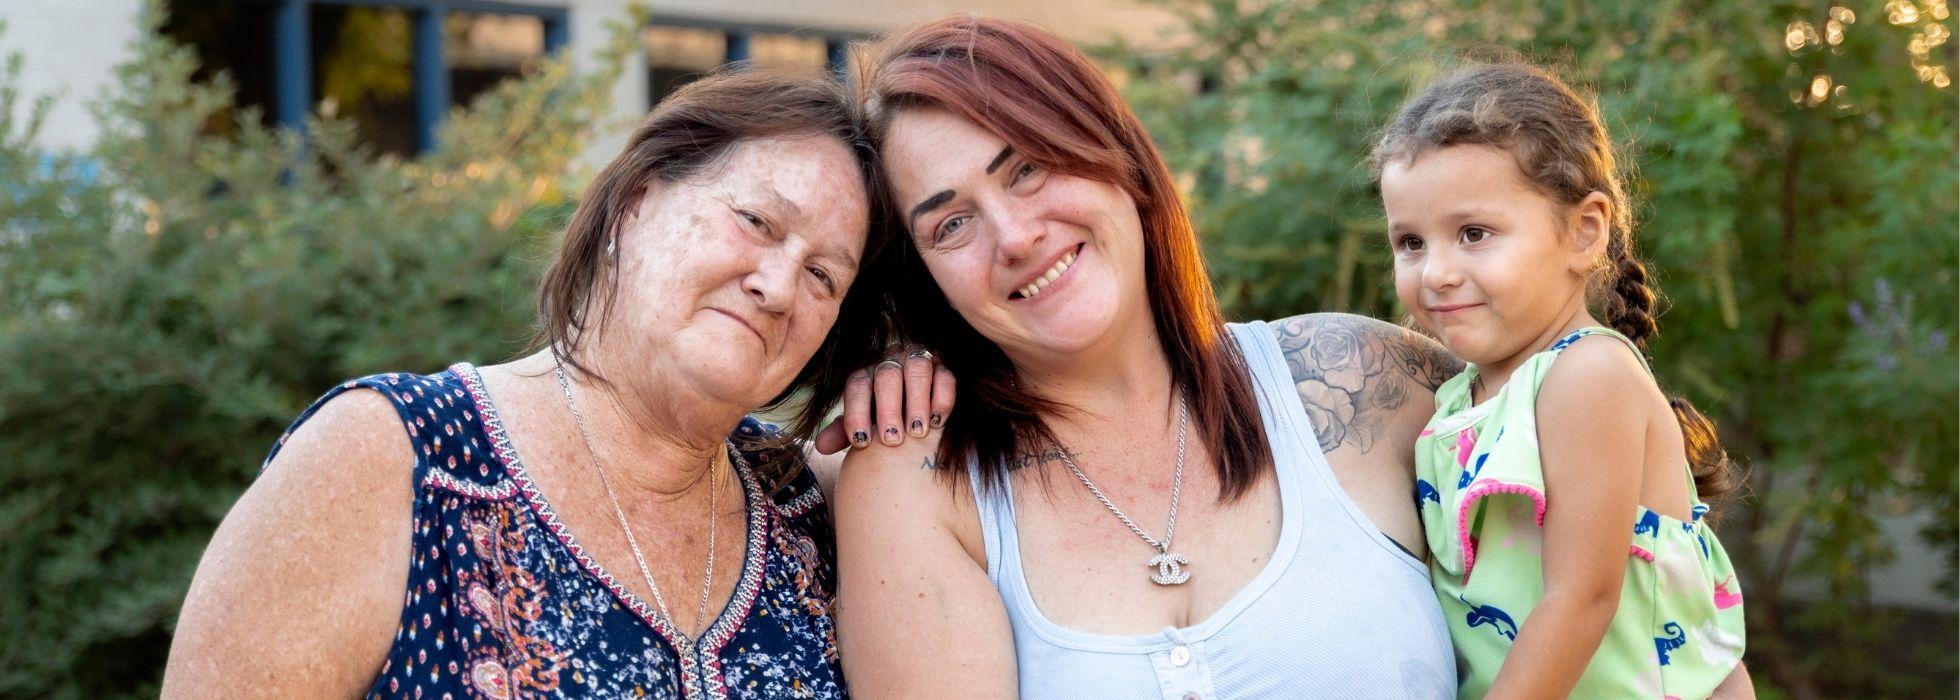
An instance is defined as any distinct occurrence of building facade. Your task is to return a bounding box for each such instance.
[2,0,1175,167]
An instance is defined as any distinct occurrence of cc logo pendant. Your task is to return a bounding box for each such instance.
[1149,550,1190,585]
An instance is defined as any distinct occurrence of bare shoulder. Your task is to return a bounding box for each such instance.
[162,388,416,697]
[833,436,1014,695]
[1536,334,1658,438]
[835,435,982,562]
[1267,312,1464,455]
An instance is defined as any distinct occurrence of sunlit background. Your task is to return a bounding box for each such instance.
[1,1,1953,697]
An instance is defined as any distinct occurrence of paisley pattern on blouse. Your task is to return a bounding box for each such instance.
[263,365,844,699]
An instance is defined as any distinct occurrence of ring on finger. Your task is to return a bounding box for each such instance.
[906,349,934,361]
[875,359,904,372]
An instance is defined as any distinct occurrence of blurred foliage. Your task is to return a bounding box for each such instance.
[1113,0,1957,696]
[0,0,1953,697]
[0,3,638,695]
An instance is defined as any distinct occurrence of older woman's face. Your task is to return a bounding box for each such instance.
[607,135,868,408]
[882,107,1149,361]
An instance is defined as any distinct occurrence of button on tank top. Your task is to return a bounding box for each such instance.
[969,321,1457,699]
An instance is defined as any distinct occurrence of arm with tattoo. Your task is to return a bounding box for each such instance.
[1269,313,1464,455]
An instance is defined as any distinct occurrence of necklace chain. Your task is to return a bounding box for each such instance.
[554,357,719,641]
[1057,394,1187,554]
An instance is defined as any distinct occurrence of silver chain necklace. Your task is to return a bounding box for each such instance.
[1056,393,1191,586]
[553,357,719,642]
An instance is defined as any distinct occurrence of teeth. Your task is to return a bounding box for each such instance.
[1019,251,1076,300]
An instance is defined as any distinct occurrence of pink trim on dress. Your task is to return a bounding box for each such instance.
[1628,545,1655,563]
[1455,479,1547,580]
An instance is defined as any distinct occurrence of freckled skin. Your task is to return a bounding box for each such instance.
[599,135,871,411]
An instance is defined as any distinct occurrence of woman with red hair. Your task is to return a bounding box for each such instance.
[830,17,1464,697]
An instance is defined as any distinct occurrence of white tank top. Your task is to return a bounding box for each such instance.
[968,321,1458,699]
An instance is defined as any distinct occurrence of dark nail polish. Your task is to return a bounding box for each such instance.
[910,419,923,432]
[930,413,943,428]
[884,426,899,438]
[852,430,868,446]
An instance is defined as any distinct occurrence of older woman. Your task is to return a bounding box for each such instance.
[162,71,883,698]
[830,17,1464,698]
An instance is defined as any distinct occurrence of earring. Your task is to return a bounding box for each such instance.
[605,236,616,258]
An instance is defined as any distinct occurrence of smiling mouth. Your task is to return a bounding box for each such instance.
[1429,303,1483,315]
[713,309,766,344]
[1010,244,1082,301]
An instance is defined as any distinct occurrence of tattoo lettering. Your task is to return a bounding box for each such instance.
[1271,314,1464,455]
[920,450,1072,471]
[1006,450,1071,470]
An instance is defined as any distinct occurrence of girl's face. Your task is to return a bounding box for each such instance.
[880,107,1151,362]
[1380,144,1606,368]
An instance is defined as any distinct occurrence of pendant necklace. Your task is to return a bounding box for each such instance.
[1056,392,1191,586]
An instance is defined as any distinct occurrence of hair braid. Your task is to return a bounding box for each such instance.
[1601,232,1659,348]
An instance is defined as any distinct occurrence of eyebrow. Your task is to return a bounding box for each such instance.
[905,145,1017,233]
[907,190,955,232]
[985,145,1015,174]
[761,185,804,220]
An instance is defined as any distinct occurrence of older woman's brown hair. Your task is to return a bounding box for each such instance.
[535,68,891,451]
[857,17,1273,499]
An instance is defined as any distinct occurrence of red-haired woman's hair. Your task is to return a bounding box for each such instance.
[857,16,1272,499]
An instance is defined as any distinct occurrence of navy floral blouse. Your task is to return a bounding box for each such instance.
[264,364,845,699]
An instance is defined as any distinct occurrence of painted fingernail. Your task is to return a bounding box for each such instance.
[883,426,900,444]
[852,430,868,447]
[930,413,943,429]
[909,419,925,436]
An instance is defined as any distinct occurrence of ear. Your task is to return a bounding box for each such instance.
[1567,191,1612,275]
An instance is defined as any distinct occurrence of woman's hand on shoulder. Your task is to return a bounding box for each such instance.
[1268,313,1463,456]
[813,346,955,455]
[833,434,1016,698]
[162,389,415,698]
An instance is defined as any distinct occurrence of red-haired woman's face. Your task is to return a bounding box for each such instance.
[882,107,1151,362]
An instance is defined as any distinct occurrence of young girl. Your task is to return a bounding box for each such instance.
[1372,64,1747,698]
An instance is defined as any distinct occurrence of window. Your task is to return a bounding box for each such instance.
[643,20,862,107]
[162,0,567,155]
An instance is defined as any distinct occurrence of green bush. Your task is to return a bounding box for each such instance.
[1113,0,1956,696]
[0,6,636,696]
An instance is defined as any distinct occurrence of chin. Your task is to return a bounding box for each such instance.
[683,355,776,405]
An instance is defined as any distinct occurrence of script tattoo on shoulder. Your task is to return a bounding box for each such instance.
[920,449,1070,470]
[1271,314,1464,455]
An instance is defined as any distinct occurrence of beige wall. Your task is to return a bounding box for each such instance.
[0,0,1173,159]
[0,0,143,153]
[636,0,1176,43]
[569,0,1177,167]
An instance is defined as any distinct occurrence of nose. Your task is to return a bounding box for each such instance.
[744,251,796,315]
[1420,246,1463,293]
[989,198,1046,267]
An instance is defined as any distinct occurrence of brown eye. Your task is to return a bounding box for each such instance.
[1460,226,1491,244]
[1396,234,1424,252]
[808,266,836,295]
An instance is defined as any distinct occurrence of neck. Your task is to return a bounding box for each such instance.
[1474,302,1600,401]
[529,345,745,500]
[1007,316,1181,433]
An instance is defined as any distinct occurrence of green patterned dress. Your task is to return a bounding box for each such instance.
[1415,327,1746,699]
